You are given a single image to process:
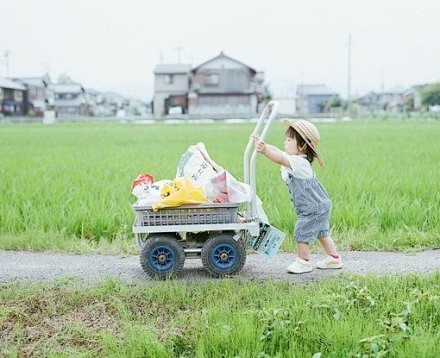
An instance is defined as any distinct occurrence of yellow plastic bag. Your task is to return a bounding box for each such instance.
[153,177,208,210]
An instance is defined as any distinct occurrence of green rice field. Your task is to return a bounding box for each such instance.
[1,118,439,253]
[1,118,439,357]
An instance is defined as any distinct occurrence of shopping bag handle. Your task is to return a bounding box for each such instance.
[243,100,279,219]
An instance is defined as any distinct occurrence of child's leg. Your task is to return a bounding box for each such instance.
[297,242,310,260]
[317,236,343,269]
[317,236,339,256]
[287,242,313,273]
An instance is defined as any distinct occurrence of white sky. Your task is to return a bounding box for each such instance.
[1,0,439,101]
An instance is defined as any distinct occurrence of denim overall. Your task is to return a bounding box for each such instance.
[286,172,332,243]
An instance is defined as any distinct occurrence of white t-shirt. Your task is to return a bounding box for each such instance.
[280,153,313,181]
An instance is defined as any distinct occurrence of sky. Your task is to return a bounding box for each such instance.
[1,0,439,101]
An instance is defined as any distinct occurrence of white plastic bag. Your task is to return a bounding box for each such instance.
[205,170,251,203]
[136,179,173,206]
[176,142,223,186]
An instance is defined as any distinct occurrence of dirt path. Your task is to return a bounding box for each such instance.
[1,250,439,285]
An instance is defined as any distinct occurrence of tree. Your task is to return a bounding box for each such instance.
[421,82,440,106]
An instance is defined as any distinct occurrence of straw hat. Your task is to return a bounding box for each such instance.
[283,118,324,167]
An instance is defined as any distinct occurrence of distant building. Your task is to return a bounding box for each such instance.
[188,52,264,118]
[0,78,26,116]
[10,74,54,116]
[101,91,129,116]
[276,98,297,116]
[152,52,265,118]
[153,63,191,117]
[50,82,88,118]
[355,88,406,113]
[296,84,338,114]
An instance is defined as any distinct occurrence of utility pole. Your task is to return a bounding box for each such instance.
[347,33,352,114]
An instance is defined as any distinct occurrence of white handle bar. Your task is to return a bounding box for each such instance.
[243,100,280,220]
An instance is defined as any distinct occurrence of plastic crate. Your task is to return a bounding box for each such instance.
[132,203,239,227]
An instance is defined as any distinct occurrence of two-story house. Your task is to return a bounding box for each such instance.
[50,82,88,118]
[10,75,54,116]
[188,52,264,118]
[0,78,26,116]
[152,52,265,118]
[153,63,191,117]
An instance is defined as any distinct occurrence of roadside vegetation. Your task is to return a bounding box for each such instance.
[1,274,438,357]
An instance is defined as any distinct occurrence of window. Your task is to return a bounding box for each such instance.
[14,90,23,101]
[205,73,219,86]
[164,74,174,84]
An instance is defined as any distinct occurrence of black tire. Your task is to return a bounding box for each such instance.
[140,234,185,279]
[201,233,246,277]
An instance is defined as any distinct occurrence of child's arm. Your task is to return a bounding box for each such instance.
[252,135,290,168]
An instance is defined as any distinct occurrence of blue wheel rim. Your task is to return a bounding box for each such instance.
[210,243,237,269]
[149,245,175,271]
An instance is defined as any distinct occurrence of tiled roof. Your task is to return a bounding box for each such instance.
[49,83,83,93]
[0,78,26,90]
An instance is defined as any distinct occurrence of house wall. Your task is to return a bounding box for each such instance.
[153,73,190,116]
[154,73,189,92]
[0,88,25,115]
[189,56,258,116]
[193,57,254,93]
[188,94,257,117]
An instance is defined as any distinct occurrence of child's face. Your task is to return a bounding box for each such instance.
[284,135,300,155]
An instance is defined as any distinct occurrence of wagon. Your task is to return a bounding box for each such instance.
[132,101,285,279]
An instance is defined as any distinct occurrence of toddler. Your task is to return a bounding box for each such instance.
[253,119,343,273]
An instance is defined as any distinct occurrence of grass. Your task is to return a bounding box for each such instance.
[1,274,439,357]
[1,118,439,357]
[1,119,439,253]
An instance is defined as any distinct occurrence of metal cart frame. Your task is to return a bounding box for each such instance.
[132,101,284,279]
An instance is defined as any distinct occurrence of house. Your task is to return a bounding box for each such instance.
[276,98,297,116]
[153,63,191,117]
[84,88,104,116]
[0,78,26,116]
[355,88,405,113]
[50,82,88,118]
[296,84,339,114]
[188,52,264,118]
[402,85,424,112]
[9,74,54,116]
[101,91,129,116]
[152,52,265,118]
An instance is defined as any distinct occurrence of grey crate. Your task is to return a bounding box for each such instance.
[132,203,239,227]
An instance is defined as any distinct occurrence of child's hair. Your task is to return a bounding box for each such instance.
[286,126,315,163]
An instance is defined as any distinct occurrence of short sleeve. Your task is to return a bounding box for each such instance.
[285,154,313,179]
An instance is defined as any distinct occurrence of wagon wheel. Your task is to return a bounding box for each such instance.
[201,233,246,277]
[140,234,185,279]
[136,232,180,249]
[136,233,149,249]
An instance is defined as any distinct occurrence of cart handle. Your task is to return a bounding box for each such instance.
[243,100,279,219]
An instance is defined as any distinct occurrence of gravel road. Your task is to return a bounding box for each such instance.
[1,250,439,285]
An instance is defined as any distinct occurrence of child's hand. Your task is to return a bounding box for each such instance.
[251,135,266,153]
